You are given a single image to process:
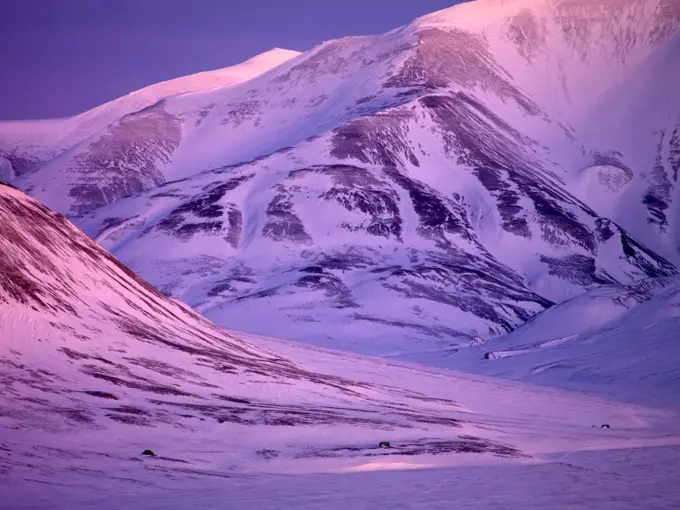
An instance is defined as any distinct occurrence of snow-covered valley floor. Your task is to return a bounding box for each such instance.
[5,445,680,509]
[3,335,680,509]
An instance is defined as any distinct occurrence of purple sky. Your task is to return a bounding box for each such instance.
[1,0,462,120]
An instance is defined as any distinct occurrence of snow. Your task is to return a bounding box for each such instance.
[5,446,680,509]
[394,277,680,409]
[4,0,676,359]
[3,181,680,508]
[2,1,680,506]
[0,48,300,149]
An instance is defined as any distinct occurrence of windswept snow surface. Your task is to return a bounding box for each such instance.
[2,1,680,507]
[6,446,680,509]
[2,183,679,508]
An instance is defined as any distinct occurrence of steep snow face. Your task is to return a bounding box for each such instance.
[410,0,680,261]
[574,28,680,262]
[2,0,680,354]
[6,182,669,488]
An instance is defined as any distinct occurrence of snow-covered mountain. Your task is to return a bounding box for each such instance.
[0,48,300,179]
[0,181,519,476]
[2,0,679,354]
[6,181,666,489]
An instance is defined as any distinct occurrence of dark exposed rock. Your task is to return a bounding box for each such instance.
[592,151,634,178]
[225,206,243,248]
[293,165,403,240]
[670,125,680,183]
[297,436,527,459]
[331,109,420,168]
[507,10,547,63]
[316,252,375,271]
[67,106,183,216]
[208,267,257,298]
[0,152,45,176]
[643,131,672,231]
[82,391,119,400]
[540,254,618,287]
[385,28,540,115]
[255,449,280,460]
[219,100,263,127]
[383,167,473,248]
[154,175,252,242]
[294,271,359,308]
[619,230,677,277]
[595,218,616,242]
[262,185,312,244]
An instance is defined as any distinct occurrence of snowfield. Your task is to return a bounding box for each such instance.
[6,446,680,510]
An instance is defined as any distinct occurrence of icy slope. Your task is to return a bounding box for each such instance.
[2,0,680,354]
[481,277,680,406]
[4,181,672,489]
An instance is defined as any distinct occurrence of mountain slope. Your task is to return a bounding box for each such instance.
[0,181,518,476]
[0,48,301,180]
[0,179,467,432]
[394,275,680,408]
[2,0,679,355]
[5,181,667,489]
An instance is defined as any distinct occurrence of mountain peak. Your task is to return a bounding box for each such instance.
[414,0,680,36]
